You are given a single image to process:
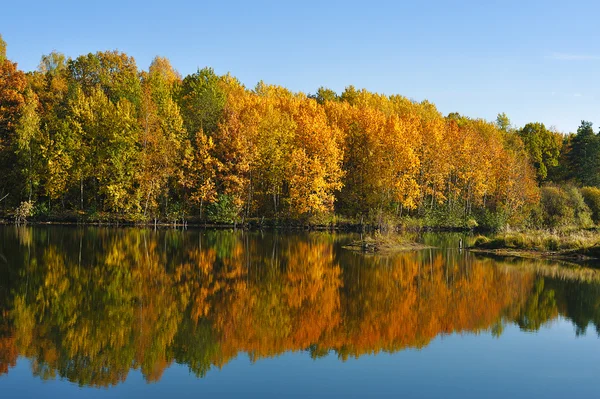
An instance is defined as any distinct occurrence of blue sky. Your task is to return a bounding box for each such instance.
[2,0,598,132]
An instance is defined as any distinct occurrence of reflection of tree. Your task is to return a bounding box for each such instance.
[329,251,534,359]
[546,278,600,336]
[516,278,558,331]
[0,228,598,386]
[0,326,17,375]
[476,254,600,336]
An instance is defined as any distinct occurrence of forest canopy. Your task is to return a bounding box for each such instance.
[0,34,595,228]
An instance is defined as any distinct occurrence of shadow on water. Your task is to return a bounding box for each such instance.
[0,226,599,387]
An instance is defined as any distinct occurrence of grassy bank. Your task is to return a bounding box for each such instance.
[477,256,600,283]
[470,230,600,261]
[342,233,433,254]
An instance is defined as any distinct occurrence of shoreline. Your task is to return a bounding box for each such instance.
[0,217,475,233]
[469,230,600,264]
[468,248,598,263]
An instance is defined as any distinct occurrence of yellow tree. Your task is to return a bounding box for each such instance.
[254,83,297,215]
[212,77,260,219]
[288,95,343,217]
[138,57,185,218]
[68,88,140,214]
[14,88,43,201]
[179,130,221,218]
[381,112,421,213]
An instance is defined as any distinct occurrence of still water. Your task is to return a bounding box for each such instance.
[0,226,599,398]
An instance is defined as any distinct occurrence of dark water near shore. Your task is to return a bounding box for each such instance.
[1,226,599,398]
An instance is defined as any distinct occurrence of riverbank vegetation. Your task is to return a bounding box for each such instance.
[471,184,600,259]
[471,230,600,261]
[1,34,599,230]
[474,230,600,252]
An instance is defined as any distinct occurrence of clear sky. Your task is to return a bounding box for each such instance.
[2,0,598,132]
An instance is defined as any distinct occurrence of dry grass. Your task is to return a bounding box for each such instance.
[343,232,432,254]
[473,230,600,252]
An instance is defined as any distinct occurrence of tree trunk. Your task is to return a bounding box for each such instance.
[144,182,153,217]
[80,176,84,210]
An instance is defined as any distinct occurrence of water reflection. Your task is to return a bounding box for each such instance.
[0,227,599,387]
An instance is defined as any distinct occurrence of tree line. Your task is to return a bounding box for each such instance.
[0,34,597,227]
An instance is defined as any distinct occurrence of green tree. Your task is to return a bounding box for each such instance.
[309,87,338,104]
[546,133,573,182]
[178,67,226,137]
[568,121,600,186]
[495,112,511,132]
[340,85,360,105]
[518,122,562,181]
[39,51,67,75]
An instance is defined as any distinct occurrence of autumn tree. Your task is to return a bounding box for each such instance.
[138,57,186,218]
[0,34,6,63]
[253,83,297,215]
[67,51,142,107]
[210,76,257,220]
[33,51,69,113]
[29,52,72,206]
[14,89,43,201]
[179,130,221,217]
[0,39,27,207]
[68,88,140,213]
[288,94,343,217]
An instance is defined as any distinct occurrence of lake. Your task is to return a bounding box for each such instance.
[1,226,599,398]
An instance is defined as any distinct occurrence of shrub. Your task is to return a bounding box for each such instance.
[540,186,574,228]
[565,186,593,228]
[581,186,600,224]
[422,205,467,229]
[166,202,185,224]
[15,201,34,224]
[476,210,507,232]
[207,194,239,224]
[33,201,49,217]
[526,204,544,229]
